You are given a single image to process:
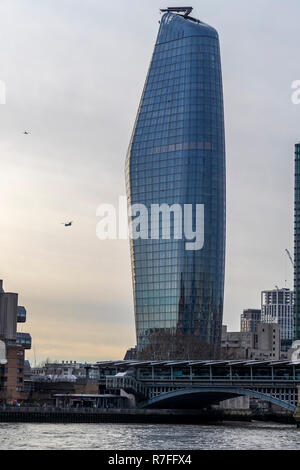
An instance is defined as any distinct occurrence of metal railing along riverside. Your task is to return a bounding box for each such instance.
[0,407,131,414]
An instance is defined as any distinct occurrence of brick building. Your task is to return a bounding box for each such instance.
[0,280,31,404]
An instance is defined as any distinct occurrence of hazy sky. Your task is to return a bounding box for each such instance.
[0,0,299,363]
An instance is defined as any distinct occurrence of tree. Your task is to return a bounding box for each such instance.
[137,329,215,360]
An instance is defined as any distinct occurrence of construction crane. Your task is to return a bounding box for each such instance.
[286,249,294,268]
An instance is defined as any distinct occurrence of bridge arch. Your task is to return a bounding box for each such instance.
[141,387,296,412]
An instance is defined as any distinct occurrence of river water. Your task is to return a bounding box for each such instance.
[0,421,299,450]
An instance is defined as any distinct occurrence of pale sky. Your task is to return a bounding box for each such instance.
[0,0,299,364]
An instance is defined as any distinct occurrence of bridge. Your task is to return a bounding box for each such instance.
[92,360,300,413]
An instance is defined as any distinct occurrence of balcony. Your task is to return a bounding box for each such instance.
[17,306,26,323]
[16,333,32,350]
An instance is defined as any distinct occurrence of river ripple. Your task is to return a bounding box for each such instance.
[0,421,299,450]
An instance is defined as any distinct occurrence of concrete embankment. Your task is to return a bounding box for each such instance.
[0,408,224,424]
[222,410,295,425]
[0,408,295,425]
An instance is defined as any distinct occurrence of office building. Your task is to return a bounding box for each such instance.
[221,323,280,360]
[254,323,280,360]
[241,309,261,333]
[126,7,226,356]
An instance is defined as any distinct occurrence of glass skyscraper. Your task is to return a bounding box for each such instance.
[294,143,300,340]
[125,9,226,356]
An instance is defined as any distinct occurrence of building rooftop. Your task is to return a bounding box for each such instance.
[94,360,298,368]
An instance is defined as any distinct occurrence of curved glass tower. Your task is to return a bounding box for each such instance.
[125,10,226,357]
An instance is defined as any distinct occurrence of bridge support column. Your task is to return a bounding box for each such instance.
[293,386,300,428]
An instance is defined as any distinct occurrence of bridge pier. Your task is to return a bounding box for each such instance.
[294,386,300,428]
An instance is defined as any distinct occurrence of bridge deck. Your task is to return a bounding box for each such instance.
[91,361,300,412]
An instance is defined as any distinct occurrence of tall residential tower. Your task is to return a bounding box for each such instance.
[261,288,294,344]
[295,143,300,340]
[126,8,226,357]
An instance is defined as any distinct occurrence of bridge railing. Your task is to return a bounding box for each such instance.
[106,376,149,398]
[137,376,298,383]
